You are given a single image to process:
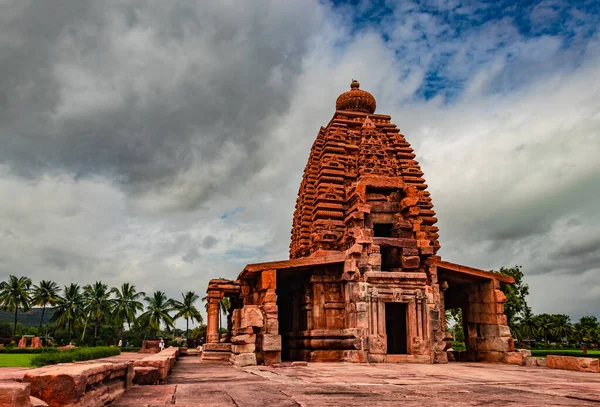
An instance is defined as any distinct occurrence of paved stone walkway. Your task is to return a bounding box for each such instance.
[111,357,600,406]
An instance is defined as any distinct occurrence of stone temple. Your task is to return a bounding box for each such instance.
[205,80,520,367]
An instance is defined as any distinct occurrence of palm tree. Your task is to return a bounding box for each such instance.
[81,281,112,341]
[173,291,203,337]
[138,291,175,337]
[517,308,538,343]
[551,314,572,343]
[536,314,554,344]
[110,283,145,341]
[0,275,32,335]
[50,283,84,338]
[201,295,230,340]
[31,280,60,336]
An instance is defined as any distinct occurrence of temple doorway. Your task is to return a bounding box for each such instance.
[385,302,408,354]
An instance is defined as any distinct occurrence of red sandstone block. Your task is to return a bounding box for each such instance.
[265,319,279,334]
[547,355,600,373]
[230,353,257,367]
[133,366,160,385]
[263,351,282,366]
[232,334,256,345]
[263,289,277,303]
[262,303,277,314]
[243,306,264,328]
[262,334,282,352]
[503,352,524,365]
[478,351,504,363]
[494,289,507,303]
[232,343,256,354]
[0,382,31,407]
[401,255,420,269]
[260,270,276,290]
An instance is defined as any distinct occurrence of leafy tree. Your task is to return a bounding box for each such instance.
[138,291,175,337]
[496,265,530,329]
[110,283,145,341]
[51,283,84,338]
[81,281,112,341]
[31,280,60,336]
[173,291,203,337]
[0,275,32,335]
[578,316,599,330]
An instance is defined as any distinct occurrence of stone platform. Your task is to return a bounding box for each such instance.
[111,357,600,406]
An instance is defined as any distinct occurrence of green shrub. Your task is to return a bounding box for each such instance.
[30,346,120,367]
[451,341,466,351]
[0,347,58,354]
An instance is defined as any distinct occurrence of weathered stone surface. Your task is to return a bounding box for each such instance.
[0,382,31,407]
[133,366,160,385]
[133,347,179,381]
[231,353,257,367]
[29,396,48,407]
[525,356,547,367]
[243,306,264,328]
[232,343,256,354]
[262,335,282,352]
[503,351,524,365]
[22,361,132,407]
[517,348,532,357]
[232,334,256,345]
[547,355,600,373]
[140,339,161,354]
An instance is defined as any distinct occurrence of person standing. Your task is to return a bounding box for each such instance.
[159,338,165,351]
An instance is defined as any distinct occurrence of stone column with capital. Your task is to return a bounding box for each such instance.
[206,296,220,344]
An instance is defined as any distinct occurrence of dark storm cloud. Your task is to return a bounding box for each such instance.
[201,235,218,249]
[0,0,320,209]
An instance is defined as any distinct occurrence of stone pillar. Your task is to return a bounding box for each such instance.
[206,297,220,344]
[259,269,281,365]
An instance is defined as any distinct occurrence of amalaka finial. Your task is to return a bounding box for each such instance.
[335,79,376,114]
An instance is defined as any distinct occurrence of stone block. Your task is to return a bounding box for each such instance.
[133,366,160,385]
[232,343,256,354]
[0,382,31,407]
[517,348,532,358]
[263,289,277,303]
[547,355,600,373]
[23,361,132,407]
[231,334,256,345]
[265,319,279,334]
[478,351,504,363]
[477,337,514,352]
[367,335,387,354]
[243,306,264,328]
[260,269,277,290]
[401,255,420,269]
[503,352,524,365]
[356,302,368,312]
[368,253,381,267]
[525,356,546,367]
[262,334,282,351]
[343,350,368,363]
[231,353,257,367]
[480,324,512,338]
[263,351,281,365]
[368,354,386,363]
[494,289,507,303]
[262,303,277,314]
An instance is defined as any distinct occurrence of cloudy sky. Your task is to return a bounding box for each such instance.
[1,0,599,327]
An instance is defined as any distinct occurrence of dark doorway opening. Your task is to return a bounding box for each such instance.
[373,223,393,237]
[385,302,408,354]
[276,271,309,361]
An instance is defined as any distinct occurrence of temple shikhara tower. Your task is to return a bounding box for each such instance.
[205,81,521,366]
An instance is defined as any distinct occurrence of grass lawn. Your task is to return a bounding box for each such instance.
[0,354,36,367]
[530,349,600,358]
